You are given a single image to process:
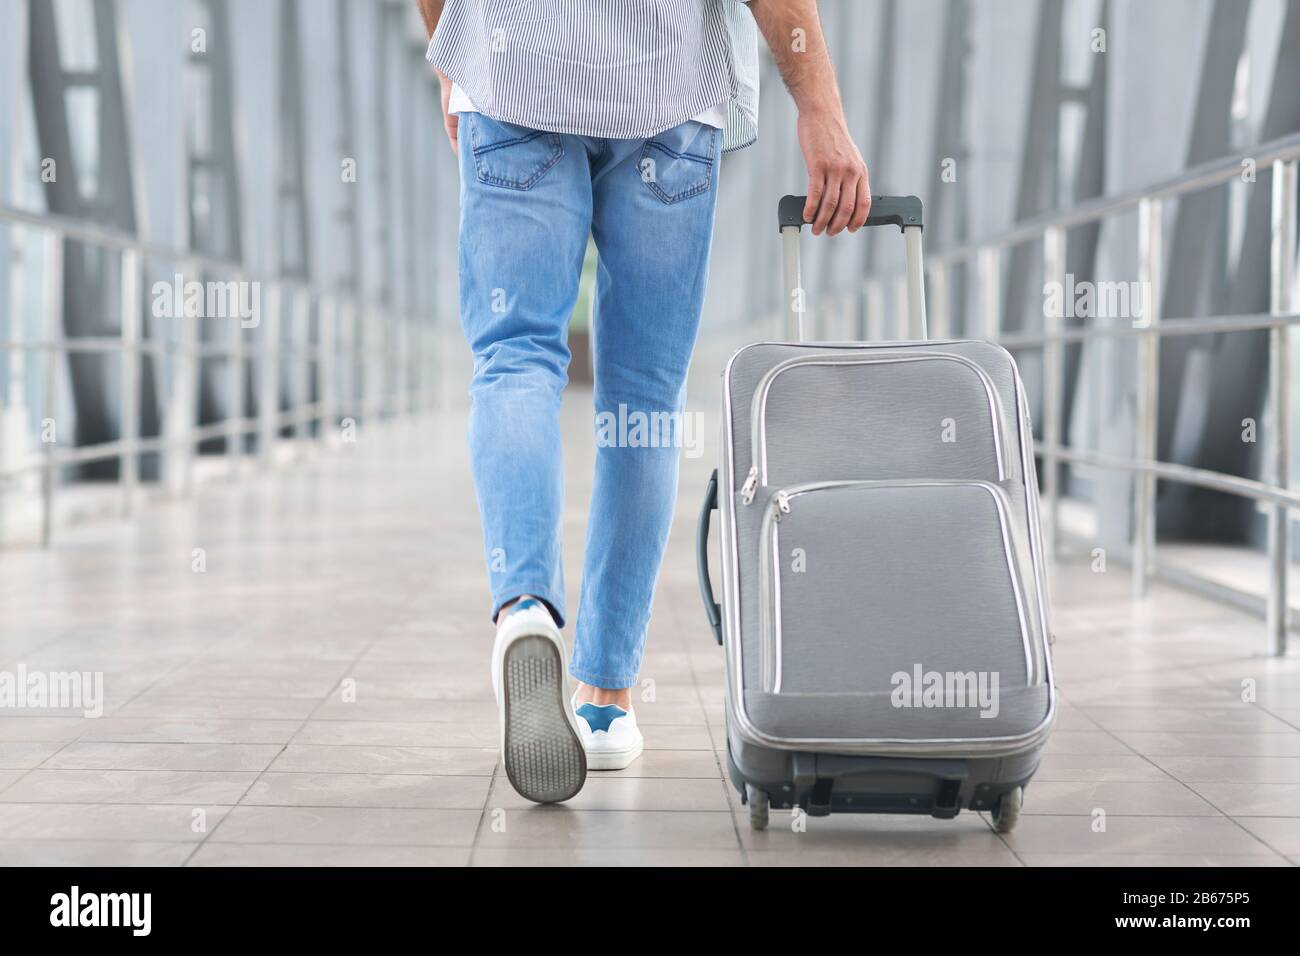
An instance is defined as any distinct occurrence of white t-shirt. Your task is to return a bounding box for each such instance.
[448,82,727,132]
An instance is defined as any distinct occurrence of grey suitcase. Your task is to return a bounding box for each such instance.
[696,195,1056,831]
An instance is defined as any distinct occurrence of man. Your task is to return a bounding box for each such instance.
[416,0,870,803]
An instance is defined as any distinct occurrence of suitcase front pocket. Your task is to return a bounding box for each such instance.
[741,352,1009,505]
[758,480,1034,701]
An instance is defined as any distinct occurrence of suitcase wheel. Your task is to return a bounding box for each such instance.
[992,786,1023,833]
[745,784,769,831]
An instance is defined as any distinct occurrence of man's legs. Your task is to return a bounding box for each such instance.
[457,113,592,624]
[458,112,596,802]
[570,121,723,695]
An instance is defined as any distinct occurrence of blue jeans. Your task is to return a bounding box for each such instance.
[457,112,722,689]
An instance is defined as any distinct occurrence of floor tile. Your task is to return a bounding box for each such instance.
[1112,731,1300,758]
[1186,783,1300,817]
[115,696,320,720]
[0,718,93,743]
[0,840,198,866]
[1236,817,1300,855]
[487,775,730,812]
[470,847,746,866]
[267,744,497,775]
[604,750,723,779]
[242,772,490,809]
[80,717,303,745]
[1043,731,1137,755]
[291,720,497,749]
[1149,756,1300,784]
[0,738,64,770]
[1018,852,1291,867]
[0,769,256,805]
[1083,706,1297,734]
[1033,753,1168,782]
[474,809,741,849]
[0,803,231,842]
[1022,779,1219,816]
[45,742,281,773]
[187,843,471,866]
[1000,815,1278,856]
[209,806,482,846]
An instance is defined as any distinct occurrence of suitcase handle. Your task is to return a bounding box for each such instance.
[777,194,922,232]
[697,469,723,646]
[778,194,927,343]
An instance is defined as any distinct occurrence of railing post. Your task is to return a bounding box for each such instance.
[1267,159,1298,655]
[354,306,367,426]
[175,267,200,496]
[978,246,1001,342]
[40,231,63,548]
[1042,227,1067,562]
[410,318,422,415]
[2,226,32,545]
[428,319,444,413]
[1133,197,1164,598]
[259,284,282,469]
[408,317,420,415]
[359,308,372,423]
[388,312,400,418]
[376,309,388,421]
[119,248,142,516]
[319,296,337,440]
[293,289,312,443]
[344,302,360,429]
[396,316,410,415]
[226,278,244,476]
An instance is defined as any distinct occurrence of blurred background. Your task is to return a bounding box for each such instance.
[1,0,1299,634]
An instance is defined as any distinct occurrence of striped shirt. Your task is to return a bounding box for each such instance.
[426,1,759,152]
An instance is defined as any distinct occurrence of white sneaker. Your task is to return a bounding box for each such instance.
[491,598,586,803]
[571,693,644,770]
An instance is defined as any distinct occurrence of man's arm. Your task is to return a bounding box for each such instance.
[749,0,869,236]
[416,0,459,153]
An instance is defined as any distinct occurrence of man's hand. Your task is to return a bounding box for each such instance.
[797,108,870,236]
[750,0,871,236]
[438,70,458,154]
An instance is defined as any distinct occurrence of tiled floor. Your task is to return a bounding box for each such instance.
[2,392,1299,866]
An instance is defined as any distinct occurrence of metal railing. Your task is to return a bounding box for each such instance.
[0,200,437,547]
[806,132,1300,656]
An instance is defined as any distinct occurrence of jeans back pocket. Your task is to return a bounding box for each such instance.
[469,113,563,191]
[638,122,719,204]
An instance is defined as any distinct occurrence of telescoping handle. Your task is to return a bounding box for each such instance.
[778,194,927,343]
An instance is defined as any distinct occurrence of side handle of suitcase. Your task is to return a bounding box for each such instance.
[778,194,926,342]
[696,469,723,645]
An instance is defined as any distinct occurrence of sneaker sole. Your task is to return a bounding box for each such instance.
[501,635,587,803]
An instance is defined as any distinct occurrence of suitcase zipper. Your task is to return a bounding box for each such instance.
[743,352,1009,504]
